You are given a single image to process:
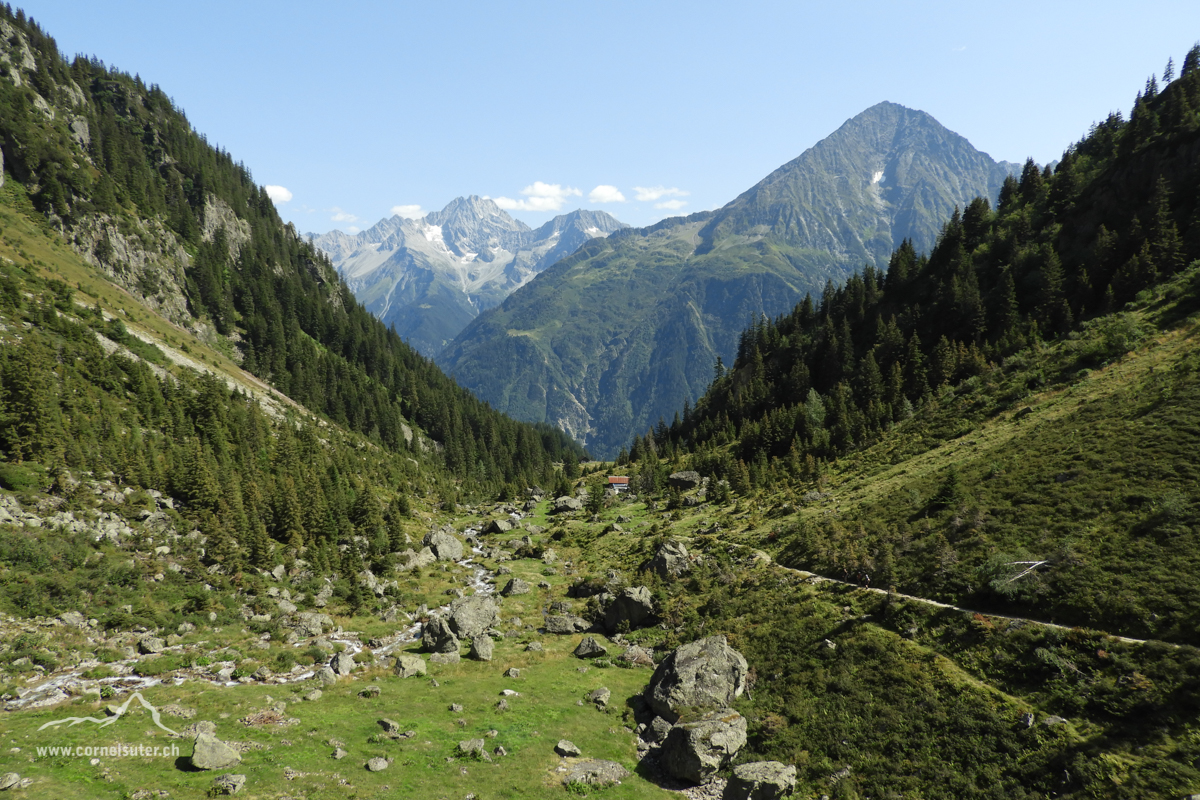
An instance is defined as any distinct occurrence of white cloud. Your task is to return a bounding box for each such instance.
[330,207,359,224]
[634,185,689,202]
[588,185,626,204]
[654,199,688,211]
[265,185,293,203]
[391,204,427,219]
[493,181,582,212]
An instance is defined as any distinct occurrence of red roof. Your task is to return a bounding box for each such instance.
[607,476,629,484]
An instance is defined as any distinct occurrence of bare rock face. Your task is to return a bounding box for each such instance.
[722,761,798,800]
[602,586,655,633]
[644,635,749,722]
[659,708,747,784]
[191,733,242,770]
[449,595,499,639]
[422,616,460,654]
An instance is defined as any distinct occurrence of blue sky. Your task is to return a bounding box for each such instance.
[19,1,1200,234]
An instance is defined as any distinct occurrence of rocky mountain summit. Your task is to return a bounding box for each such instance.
[308,197,626,356]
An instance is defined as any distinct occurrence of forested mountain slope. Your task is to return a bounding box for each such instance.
[441,102,1019,457]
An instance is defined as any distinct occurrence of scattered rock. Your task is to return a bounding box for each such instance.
[504,668,521,678]
[587,687,611,708]
[602,585,655,633]
[619,645,655,668]
[303,689,323,702]
[660,708,747,784]
[379,718,401,734]
[667,471,702,490]
[330,652,356,676]
[0,774,20,791]
[191,733,242,770]
[484,519,512,534]
[138,636,165,655]
[449,703,464,713]
[422,616,461,654]
[544,614,591,635]
[468,635,494,662]
[317,666,338,685]
[449,595,499,639]
[211,773,246,795]
[555,739,582,757]
[574,636,608,659]
[646,540,692,579]
[457,738,487,757]
[430,652,461,665]
[645,635,749,722]
[552,496,583,514]
[358,686,381,699]
[563,759,630,788]
[722,761,798,800]
[332,747,348,759]
[365,757,389,772]
[394,654,428,678]
[424,530,464,562]
[524,642,544,652]
[500,578,532,596]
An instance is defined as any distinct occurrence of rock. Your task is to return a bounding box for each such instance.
[645,635,749,722]
[332,747,348,759]
[552,496,583,514]
[494,745,508,756]
[138,636,166,655]
[191,733,242,770]
[563,759,630,788]
[646,540,692,578]
[430,652,461,664]
[290,612,334,638]
[317,666,338,685]
[723,761,798,800]
[468,635,494,662]
[524,642,544,652]
[424,530,464,562]
[211,773,246,795]
[619,645,655,667]
[485,519,513,534]
[359,685,381,698]
[457,738,486,757]
[0,774,20,791]
[504,668,521,678]
[544,614,591,634]
[667,471,702,490]
[58,611,87,629]
[330,652,357,676]
[394,654,428,678]
[449,703,464,713]
[603,585,655,633]
[304,689,323,701]
[379,718,401,734]
[365,757,389,772]
[449,595,499,639]
[660,708,747,784]
[648,716,673,743]
[422,616,461,653]
[271,564,287,581]
[555,739,582,757]
[397,547,437,572]
[587,687,611,708]
[574,636,608,659]
[500,578,531,596]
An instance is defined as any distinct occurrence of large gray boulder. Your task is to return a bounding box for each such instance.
[423,530,464,562]
[722,761,798,800]
[330,652,357,676]
[573,636,608,659]
[667,471,702,490]
[644,635,749,722]
[660,709,747,784]
[544,614,592,635]
[501,577,532,596]
[603,586,655,633]
[469,634,494,662]
[422,616,460,653]
[646,540,692,579]
[552,496,583,514]
[393,654,427,678]
[191,733,242,770]
[291,611,335,638]
[563,759,630,788]
[449,595,499,639]
[484,519,513,534]
[397,547,437,572]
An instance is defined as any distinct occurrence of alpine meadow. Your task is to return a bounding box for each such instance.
[4,4,1200,800]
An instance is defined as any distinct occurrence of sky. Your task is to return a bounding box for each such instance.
[18,1,1200,234]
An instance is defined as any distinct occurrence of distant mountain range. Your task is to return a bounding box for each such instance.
[308,197,626,356]
[439,102,1022,456]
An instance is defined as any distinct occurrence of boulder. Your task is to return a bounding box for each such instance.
[645,635,749,722]
[211,773,246,795]
[316,665,338,685]
[469,635,494,662]
[485,519,513,534]
[394,654,427,678]
[424,530,464,562]
[660,708,747,784]
[422,616,460,654]
[457,738,487,757]
[430,652,461,664]
[500,578,532,596]
[0,774,20,791]
[58,611,87,629]
[619,645,655,668]
[397,547,437,572]
[544,614,592,635]
[563,759,630,788]
[552,496,583,514]
[722,761,798,800]
[574,636,608,659]
[587,687,611,708]
[366,757,389,772]
[291,611,334,638]
[555,739,582,757]
[191,733,242,770]
[603,586,655,633]
[646,540,692,579]
[667,471,702,490]
[138,636,166,655]
[330,652,357,676]
[449,595,499,639]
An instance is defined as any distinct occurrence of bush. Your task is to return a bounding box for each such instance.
[0,461,46,492]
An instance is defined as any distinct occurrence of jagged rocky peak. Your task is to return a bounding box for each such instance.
[426,196,531,257]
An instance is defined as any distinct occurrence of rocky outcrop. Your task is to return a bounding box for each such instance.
[667,471,702,490]
[602,586,655,633]
[645,540,692,578]
[660,708,747,784]
[448,595,499,639]
[644,635,749,722]
[552,496,583,514]
[722,761,798,800]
